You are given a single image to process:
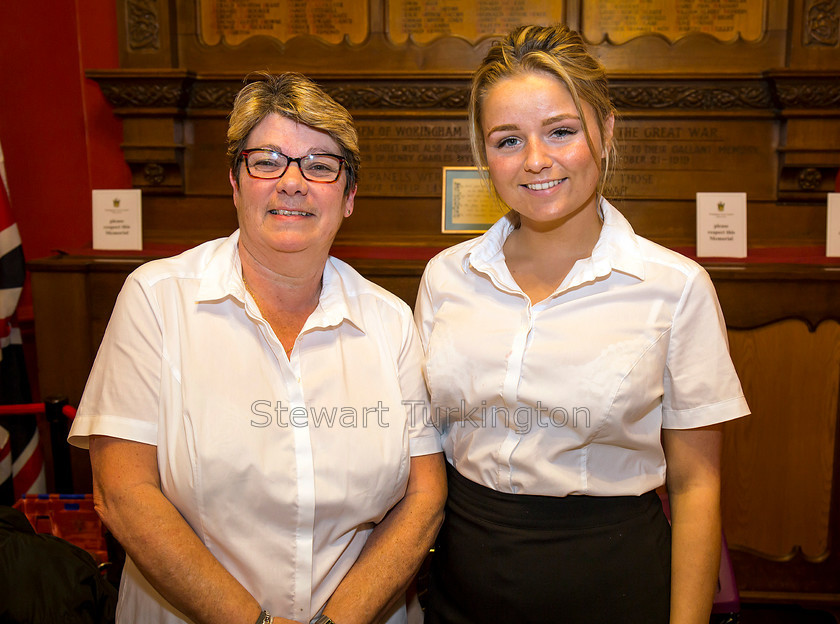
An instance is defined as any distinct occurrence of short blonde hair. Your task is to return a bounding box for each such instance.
[469,25,617,205]
[227,72,359,195]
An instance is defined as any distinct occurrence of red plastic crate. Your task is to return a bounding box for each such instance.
[13,494,109,567]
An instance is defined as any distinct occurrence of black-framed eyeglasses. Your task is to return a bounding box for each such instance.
[239,149,345,183]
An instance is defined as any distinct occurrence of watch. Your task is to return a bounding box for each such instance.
[310,616,336,624]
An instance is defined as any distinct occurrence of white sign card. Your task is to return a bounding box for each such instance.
[92,189,142,250]
[696,192,747,258]
[827,193,840,258]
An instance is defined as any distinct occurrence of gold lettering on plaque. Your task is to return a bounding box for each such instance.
[583,0,764,44]
[607,121,773,200]
[388,0,564,44]
[359,120,473,197]
[199,0,368,46]
[451,177,499,224]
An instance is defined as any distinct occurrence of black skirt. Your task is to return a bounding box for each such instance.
[425,463,671,624]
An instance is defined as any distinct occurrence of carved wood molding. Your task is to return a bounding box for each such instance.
[188,81,238,110]
[88,70,194,110]
[771,77,840,108]
[186,80,471,111]
[609,82,772,110]
[327,83,469,111]
[126,0,161,51]
[97,81,185,108]
[87,70,840,113]
[805,0,840,47]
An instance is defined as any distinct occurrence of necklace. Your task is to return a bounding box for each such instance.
[242,276,256,301]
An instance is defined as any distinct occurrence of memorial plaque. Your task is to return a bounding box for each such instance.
[358,120,473,197]
[359,118,774,201]
[199,0,368,46]
[583,0,764,44]
[442,167,504,233]
[388,0,564,44]
[608,120,774,200]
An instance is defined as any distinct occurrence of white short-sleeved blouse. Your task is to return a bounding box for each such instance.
[69,231,440,624]
[415,199,748,497]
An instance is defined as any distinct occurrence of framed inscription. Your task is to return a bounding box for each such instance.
[388,0,564,44]
[582,0,765,44]
[441,167,503,233]
[198,0,368,46]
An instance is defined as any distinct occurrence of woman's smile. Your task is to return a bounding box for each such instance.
[231,113,355,261]
[524,179,564,191]
[268,208,314,217]
[482,70,612,230]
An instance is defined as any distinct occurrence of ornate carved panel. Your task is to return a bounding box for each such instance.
[770,72,840,108]
[126,0,161,51]
[805,0,840,47]
[609,79,772,110]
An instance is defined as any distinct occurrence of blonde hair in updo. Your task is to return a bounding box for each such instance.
[469,24,617,207]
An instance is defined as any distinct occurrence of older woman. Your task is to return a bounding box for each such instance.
[415,25,749,624]
[69,72,445,624]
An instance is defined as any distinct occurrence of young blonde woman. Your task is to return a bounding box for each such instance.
[415,25,749,624]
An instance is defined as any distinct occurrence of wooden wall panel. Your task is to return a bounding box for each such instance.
[88,0,840,251]
[32,0,840,612]
[723,320,840,560]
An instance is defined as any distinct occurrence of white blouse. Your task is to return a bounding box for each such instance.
[70,231,440,624]
[415,200,748,497]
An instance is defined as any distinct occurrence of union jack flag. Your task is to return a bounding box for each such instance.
[0,141,43,503]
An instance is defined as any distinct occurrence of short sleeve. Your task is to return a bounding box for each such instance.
[396,300,441,457]
[662,267,750,429]
[413,262,436,352]
[68,272,163,449]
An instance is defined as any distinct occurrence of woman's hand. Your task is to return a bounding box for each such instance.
[319,452,447,624]
[90,435,267,624]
